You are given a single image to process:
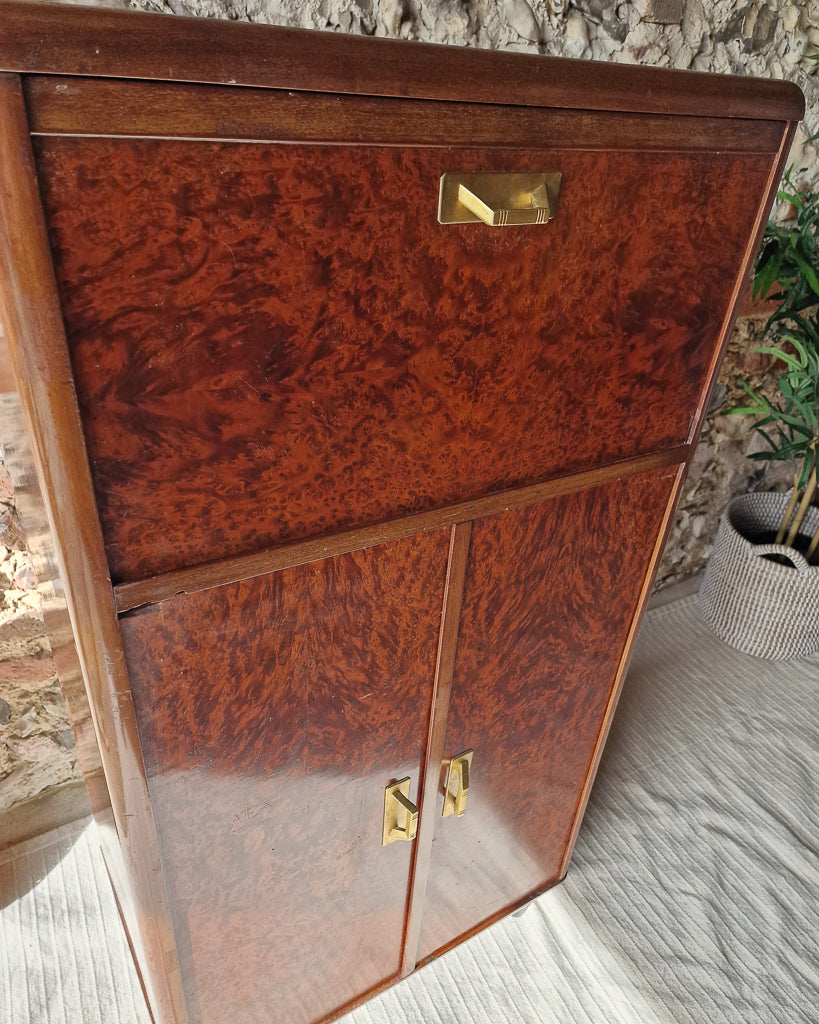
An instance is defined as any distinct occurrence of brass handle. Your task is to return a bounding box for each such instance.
[438,173,562,227]
[442,750,473,818]
[382,778,419,845]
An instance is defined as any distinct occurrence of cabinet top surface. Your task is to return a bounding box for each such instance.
[0,0,804,122]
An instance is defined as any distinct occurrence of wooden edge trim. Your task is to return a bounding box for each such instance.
[414,876,562,970]
[23,76,786,154]
[557,462,687,879]
[400,522,472,978]
[0,2,805,122]
[0,73,188,1024]
[0,365,108,816]
[115,444,690,614]
[687,119,801,447]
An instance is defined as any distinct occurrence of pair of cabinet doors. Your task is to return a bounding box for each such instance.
[117,466,674,1024]
[0,4,802,1022]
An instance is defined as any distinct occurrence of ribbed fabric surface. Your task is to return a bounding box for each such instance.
[2,593,817,1023]
[0,820,150,1024]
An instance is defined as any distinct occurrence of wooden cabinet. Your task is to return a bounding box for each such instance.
[0,5,802,1024]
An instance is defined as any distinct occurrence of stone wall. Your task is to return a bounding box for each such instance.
[0,456,80,830]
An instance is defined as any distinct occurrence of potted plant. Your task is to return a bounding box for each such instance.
[699,174,819,660]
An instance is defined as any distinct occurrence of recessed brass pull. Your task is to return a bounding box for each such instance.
[438,173,562,227]
[382,778,419,845]
[442,749,473,818]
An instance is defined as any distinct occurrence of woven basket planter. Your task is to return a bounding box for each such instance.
[699,492,819,661]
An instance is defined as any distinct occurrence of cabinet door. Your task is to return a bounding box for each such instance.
[119,531,450,1024]
[34,135,770,582]
[417,468,677,960]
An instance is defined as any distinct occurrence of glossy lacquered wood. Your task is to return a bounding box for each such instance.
[686,122,801,453]
[113,446,689,614]
[0,355,106,810]
[35,136,770,582]
[0,10,805,1024]
[0,1,804,121]
[401,522,471,976]
[0,73,187,1024]
[23,75,787,153]
[557,462,687,877]
[417,467,677,960]
[119,532,451,1024]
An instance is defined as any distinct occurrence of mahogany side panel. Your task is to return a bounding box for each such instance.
[35,136,773,582]
[0,0,804,121]
[417,466,677,961]
[24,76,786,154]
[119,530,451,1024]
[0,73,187,1024]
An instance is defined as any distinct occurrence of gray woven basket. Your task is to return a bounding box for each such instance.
[699,492,819,661]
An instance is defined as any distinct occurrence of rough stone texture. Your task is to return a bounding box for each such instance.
[0,469,81,816]
[633,0,686,26]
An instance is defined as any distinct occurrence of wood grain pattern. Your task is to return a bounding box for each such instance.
[417,467,676,961]
[400,522,471,977]
[119,531,451,1024]
[113,446,690,613]
[0,2,804,121]
[0,74,188,1024]
[558,462,686,878]
[24,76,786,154]
[0,362,108,813]
[35,137,771,582]
[686,119,801,451]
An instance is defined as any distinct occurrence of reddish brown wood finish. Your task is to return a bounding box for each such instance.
[35,136,771,582]
[0,10,804,1024]
[417,467,677,961]
[401,522,471,978]
[113,446,689,614]
[686,121,801,451]
[558,462,687,878]
[0,1,804,121]
[0,73,187,1024]
[23,75,787,153]
[119,531,451,1024]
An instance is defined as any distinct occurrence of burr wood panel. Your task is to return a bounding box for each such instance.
[35,137,772,582]
[417,467,676,961]
[113,447,689,614]
[119,530,450,1024]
